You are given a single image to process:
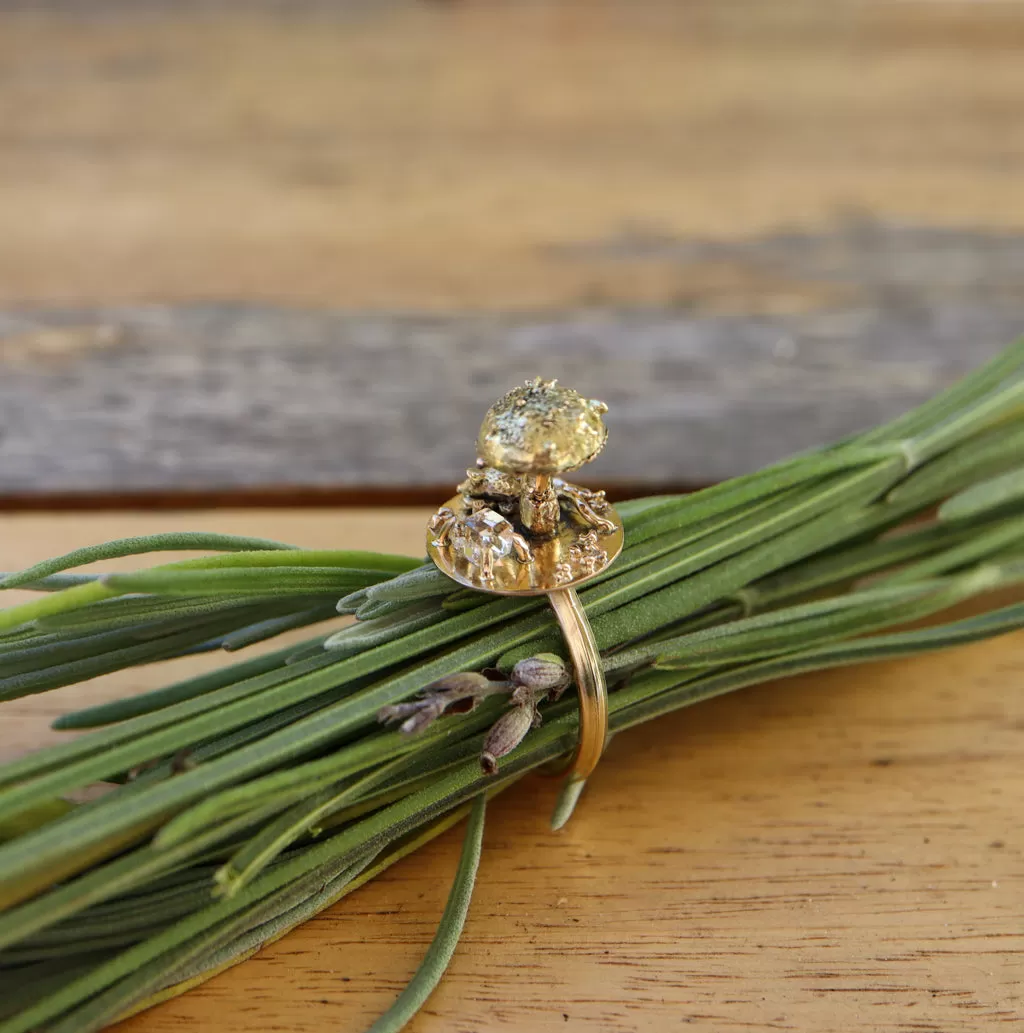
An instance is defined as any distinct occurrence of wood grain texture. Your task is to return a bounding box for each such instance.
[2,510,1023,1033]
[1,1,1023,493]
[0,295,1016,493]
[1,1,1022,309]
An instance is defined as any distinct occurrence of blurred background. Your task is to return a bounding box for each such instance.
[1,0,1022,503]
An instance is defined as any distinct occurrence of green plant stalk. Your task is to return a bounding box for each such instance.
[99,805,477,1030]
[0,533,298,589]
[940,465,1024,522]
[0,341,1022,1032]
[366,794,486,1033]
[4,599,1023,1029]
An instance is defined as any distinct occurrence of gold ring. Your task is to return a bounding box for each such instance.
[426,378,623,782]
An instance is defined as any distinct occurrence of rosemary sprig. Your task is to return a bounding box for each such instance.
[0,341,1022,1031]
[365,794,486,1033]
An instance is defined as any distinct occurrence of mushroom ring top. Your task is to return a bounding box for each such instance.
[427,378,624,596]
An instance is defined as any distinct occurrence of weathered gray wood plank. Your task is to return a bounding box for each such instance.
[1,220,1020,493]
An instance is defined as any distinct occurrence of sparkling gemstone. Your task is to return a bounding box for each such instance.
[454,509,515,567]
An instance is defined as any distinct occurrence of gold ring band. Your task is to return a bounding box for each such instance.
[547,588,608,781]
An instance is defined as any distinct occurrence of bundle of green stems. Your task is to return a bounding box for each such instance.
[0,342,1023,1032]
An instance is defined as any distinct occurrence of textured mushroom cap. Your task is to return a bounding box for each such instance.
[476,378,609,475]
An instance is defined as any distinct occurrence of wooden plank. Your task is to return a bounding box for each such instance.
[1,510,1022,1032]
[0,1,1022,492]
[0,288,1018,491]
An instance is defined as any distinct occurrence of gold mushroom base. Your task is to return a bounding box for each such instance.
[426,493,624,597]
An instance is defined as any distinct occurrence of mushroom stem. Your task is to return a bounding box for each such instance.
[520,473,561,538]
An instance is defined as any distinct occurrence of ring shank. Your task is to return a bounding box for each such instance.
[547,587,608,781]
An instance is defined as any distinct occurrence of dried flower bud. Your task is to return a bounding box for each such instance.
[480,704,535,775]
[422,672,495,696]
[376,701,422,723]
[377,699,447,735]
[510,653,569,694]
[378,670,512,736]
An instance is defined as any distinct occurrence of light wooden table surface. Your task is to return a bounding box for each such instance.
[2,509,1023,1032]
